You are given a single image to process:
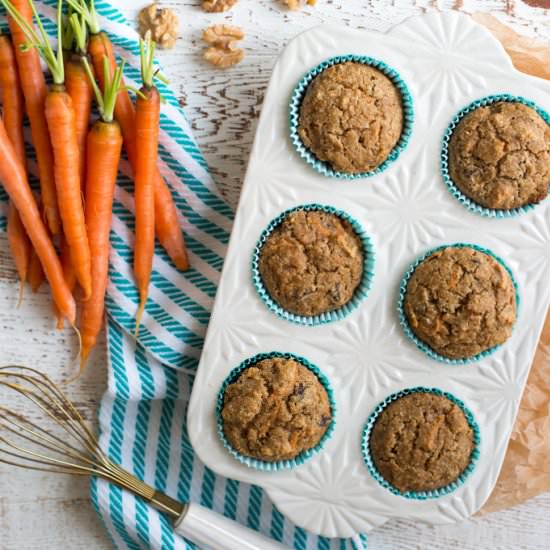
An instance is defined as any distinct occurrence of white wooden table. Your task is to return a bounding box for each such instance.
[1,1,550,548]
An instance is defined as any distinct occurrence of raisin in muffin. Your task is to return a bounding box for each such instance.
[258,210,363,317]
[448,101,550,210]
[298,62,403,173]
[221,357,332,461]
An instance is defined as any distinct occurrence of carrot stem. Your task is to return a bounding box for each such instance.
[82,56,124,123]
[69,13,87,54]
[61,6,75,53]
[1,0,65,83]
[66,0,100,35]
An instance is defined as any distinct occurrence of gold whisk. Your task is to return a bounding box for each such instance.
[0,366,287,550]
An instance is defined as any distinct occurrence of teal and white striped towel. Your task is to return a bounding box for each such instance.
[1,2,368,548]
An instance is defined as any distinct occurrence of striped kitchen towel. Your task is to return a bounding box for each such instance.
[0,2,368,549]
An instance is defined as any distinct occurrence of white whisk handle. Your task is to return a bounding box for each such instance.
[174,502,289,550]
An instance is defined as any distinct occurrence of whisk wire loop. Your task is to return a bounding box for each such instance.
[0,365,185,520]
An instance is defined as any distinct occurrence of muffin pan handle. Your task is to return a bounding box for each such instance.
[175,502,289,550]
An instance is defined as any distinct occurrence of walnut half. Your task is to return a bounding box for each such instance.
[202,0,238,12]
[202,24,245,69]
[138,3,179,49]
[204,47,244,69]
[284,0,317,9]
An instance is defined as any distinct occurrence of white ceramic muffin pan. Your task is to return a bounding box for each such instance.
[188,11,550,537]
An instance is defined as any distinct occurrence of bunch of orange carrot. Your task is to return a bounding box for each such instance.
[0,0,189,370]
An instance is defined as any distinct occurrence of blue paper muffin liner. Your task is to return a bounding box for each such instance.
[289,54,414,179]
[361,386,481,499]
[441,94,550,218]
[397,243,520,365]
[252,204,375,326]
[216,351,336,471]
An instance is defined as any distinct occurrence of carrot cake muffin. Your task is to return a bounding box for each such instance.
[448,101,550,210]
[258,210,363,317]
[404,246,516,360]
[370,392,474,493]
[298,62,403,173]
[221,357,332,461]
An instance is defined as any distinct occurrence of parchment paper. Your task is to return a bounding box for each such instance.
[470,12,550,514]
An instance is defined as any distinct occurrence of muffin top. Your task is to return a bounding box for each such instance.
[258,210,363,317]
[370,392,474,493]
[298,62,403,174]
[448,101,550,210]
[221,357,332,462]
[404,246,516,360]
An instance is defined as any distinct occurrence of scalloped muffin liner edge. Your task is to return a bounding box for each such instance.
[289,54,415,179]
[397,242,521,365]
[361,386,481,499]
[252,203,376,326]
[440,94,550,218]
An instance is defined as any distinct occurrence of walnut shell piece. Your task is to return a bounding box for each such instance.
[137,3,179,49]
[202,0,238,13]
[202,24,245,69]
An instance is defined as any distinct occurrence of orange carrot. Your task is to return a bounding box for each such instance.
[55,234,76,329]
[79,57,124,367]
[0,34,25,162]
[7,0,60,235]
[65,13,93,186]
[65,55,92,186]
[5,0,92,299]
[154,181,189,269]
[45,85,91,298]
[87,28,189,271]
[7,204,31,298]
[60,233,77,292]
[0,117,76,323]
[88,32,135,147]
[28,246,44,293]
[134,33,160,332]
[0,33,31,293]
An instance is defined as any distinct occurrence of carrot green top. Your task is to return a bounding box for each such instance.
[82,56,125,124]
[66,0,100,36]
[1,0,65,85]
[139,31,156,89]
[139,31,168,90]
[67,11,87,55]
